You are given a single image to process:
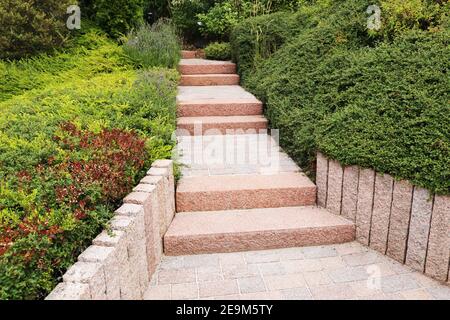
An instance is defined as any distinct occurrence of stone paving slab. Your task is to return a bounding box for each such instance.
[177,85,260,104]
[145,242,450,300]
[176,134,301,176]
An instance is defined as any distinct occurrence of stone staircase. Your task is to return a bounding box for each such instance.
[163,51,355,255]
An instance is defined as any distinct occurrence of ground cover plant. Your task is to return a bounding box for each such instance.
[0,25,179,299]
[230,0,450,194]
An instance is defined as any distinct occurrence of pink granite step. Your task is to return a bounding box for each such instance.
[181,51,196,59]
[177,115,268,135]
[176,173,316,212]
[178,100,263,117]
[180,74,240,86]
[164,206,355,255]
[179,59,236,75]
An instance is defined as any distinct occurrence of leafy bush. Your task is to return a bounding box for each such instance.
[123,20,181,68]
[0,0,73,59]
[0,31,179,299]
[0,27,128,102]
[197,1,240,39]
[92,0,146,38]
[204,42,232,60]
[230,11,303,79]
[170,0,216,42]
[171,0,302,42]
[197,0,305,40]
[232,0,450,194]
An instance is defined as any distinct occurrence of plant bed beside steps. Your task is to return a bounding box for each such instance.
[46,160,176,300]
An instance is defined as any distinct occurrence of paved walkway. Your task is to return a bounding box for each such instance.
[145,242,450,300]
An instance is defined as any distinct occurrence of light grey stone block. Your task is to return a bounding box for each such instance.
[326,159,344,215]
[405,187,433,272]
[78,246,121,300]
[45,282,91,300]
[316,152,328,207]
[370,173,393,254]
[386,179,413,263]
[342,165,359,222]
[356,168,375,246]
[425,195,450,281]
[63,262,107,300]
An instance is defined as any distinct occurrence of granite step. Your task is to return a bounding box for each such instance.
[181,50,196,59]
[177,115,268,136]
[179,59,236,75]
[176,173,316,212]
[180,74,240,86]
[164,206,355,255]
[177,85,263,117]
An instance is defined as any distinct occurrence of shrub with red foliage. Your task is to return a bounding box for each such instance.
[0,122,147,262]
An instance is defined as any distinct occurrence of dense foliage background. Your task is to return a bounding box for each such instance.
[230,0,450,195]
[0,18,179,299]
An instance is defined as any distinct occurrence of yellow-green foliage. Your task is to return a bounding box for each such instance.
[0,29,179,299]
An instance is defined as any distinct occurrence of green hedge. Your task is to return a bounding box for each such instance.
[0,30,179,299]
[0,0,73,59]
[231,0,450,194]
[204,42,232,60]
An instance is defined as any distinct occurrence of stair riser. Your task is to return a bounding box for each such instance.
[179,64,236,75]
[180,75,240,86]
[176,187,316,212]
[178,102,263,117]
[181,51,196,59]
[176,121,268,136]
[164,225,355,255]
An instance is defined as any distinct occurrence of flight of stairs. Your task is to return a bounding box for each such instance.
[163,51,355,255]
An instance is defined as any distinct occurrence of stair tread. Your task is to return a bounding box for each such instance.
[177,173,315,193]
[181,74,239,77]
[167,206,354,236]
[180,58,235,65]
[177,85,260,104]
[178,115,267,124]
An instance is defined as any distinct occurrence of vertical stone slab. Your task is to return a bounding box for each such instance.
[93,230,131,300]
[148,186,163,273]
[78,245,121,300]
[45,282,92,300]
[370,173,394,254]
[425,195,450,281]
[152,159,175,217]
[405,187,433,272]
[386,179,414,263]
[141,175,165,251]
[341,165,359,222]
[114,205,149,297]
[131,183,161,275]
[109,215,142,299]
[326,159,344,215]
[63,262,107,300]
[316,152,329,207]
[148,166,174,233]
[355,168,375,246]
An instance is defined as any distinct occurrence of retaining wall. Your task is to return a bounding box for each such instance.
[317,152,449,284]
[46,160,175,300]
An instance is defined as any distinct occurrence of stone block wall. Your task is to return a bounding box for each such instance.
[46,160,176,300]
[316,152,449,285]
